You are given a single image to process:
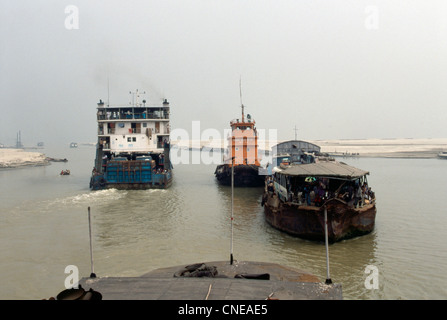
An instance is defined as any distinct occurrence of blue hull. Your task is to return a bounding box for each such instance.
[90,159,172,190]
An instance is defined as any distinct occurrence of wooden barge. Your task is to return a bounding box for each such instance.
[262,160,376,243]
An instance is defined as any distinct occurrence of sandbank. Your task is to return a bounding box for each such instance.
[0,148,49,168]
[311,138,447,158]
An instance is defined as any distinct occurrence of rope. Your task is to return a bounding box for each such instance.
[205,284,212,300]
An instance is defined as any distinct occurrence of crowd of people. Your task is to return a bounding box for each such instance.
[267,176,375,208]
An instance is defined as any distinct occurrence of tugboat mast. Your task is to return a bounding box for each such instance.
[239,77,245,122]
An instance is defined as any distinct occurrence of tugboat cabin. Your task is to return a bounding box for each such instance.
[224,112,260,167]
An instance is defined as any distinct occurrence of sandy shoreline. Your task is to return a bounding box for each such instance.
[1,138,446,168]
[0,148,49,168]
[311,138,447,158]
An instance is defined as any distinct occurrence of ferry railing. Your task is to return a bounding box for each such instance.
[97,112,170,121]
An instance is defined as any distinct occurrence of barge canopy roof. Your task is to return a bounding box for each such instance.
[279,161,369,180]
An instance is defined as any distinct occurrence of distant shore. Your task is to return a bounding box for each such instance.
[0,148,49,168]
[312,138,447,159]
[1,138,446,169]
[173,138,447,159]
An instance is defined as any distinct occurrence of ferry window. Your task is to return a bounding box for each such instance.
[132,137,136,142]
[127,137,131,142]
[143,123,147,127]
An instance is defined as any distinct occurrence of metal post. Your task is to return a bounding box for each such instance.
[88,207,96,278]
[230,157,234,265]
[324,206,332,284]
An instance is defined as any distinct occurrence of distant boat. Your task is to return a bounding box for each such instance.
[70,142,78,148]
[60,169,70,175]
[46,157,68,163]
[271,140,323,168]
[438,151,447,159]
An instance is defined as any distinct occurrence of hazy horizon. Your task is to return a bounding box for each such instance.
[1,1,447,147]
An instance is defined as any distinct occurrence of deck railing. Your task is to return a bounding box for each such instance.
[97,112,169,121]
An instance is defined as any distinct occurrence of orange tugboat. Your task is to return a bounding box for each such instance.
[214,100,264,187]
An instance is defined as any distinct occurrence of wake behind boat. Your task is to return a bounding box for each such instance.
[438,151,447,159]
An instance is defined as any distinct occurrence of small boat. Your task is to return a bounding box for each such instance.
[46,157,68,162]
[262,158,376,243]
[272,140,324,167]
[60,169,70,175]
[70,142,78,148]
[438,151,447,159]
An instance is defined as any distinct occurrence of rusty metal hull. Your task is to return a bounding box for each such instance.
[214,164,265,187]
[263,193,376,243]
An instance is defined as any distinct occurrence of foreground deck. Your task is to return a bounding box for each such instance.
[77,261,342,300]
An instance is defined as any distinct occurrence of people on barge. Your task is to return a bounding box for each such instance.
[273,175,375,208]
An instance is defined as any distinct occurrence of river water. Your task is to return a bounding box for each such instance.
[1,145,446,300]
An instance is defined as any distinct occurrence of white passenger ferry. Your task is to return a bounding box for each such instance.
[90,90,172,190]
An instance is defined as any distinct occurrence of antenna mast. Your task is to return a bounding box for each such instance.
[239,77,244,122]
[230,156,235,265]
[129,89,146,107]
[107,77,110,107]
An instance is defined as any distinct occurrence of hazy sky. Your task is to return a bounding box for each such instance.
[1,0,447,147]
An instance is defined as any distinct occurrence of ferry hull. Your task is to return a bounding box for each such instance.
[214,164,265,187]
[103,181,171,190]
[90,158,172,190]
[263,193,376,243]
[90,174,172,190]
